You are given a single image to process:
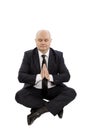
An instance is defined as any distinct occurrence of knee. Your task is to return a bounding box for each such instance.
[69,88,77,100]
[15,91,21,103]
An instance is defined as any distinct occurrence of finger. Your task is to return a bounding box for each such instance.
[42,64,45,70]
[45,74,50,80]
[44,70,49,79]
[41,68,44,79]
[45,67,49,75]
[44,64,47,70]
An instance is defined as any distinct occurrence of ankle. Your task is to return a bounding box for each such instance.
[38,106,48,114]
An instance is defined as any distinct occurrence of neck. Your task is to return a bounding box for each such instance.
[39,49,49,54]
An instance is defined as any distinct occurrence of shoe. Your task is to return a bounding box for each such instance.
[27,111,41,125]
[58,109,63,118]
[30,108,37,114]
[27,106,48,125]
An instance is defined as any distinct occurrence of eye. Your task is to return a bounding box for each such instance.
[44,39,49,42]
[38,39,43,42]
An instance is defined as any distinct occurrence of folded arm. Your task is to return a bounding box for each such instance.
[52,52,70,85]
[18,52,36,86]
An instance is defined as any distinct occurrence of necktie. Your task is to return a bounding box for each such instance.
[41,55,48,95]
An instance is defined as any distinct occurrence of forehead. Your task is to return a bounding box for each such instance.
[36,30,51,39]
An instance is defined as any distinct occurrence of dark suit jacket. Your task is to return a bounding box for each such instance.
[18,47,70,88]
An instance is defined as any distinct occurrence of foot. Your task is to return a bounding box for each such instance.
[27,111,41,125]
[27,106,48,125]
[30,108,37,114]
[58,109,63,118]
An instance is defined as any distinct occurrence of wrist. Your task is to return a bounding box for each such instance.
[35,74,42,84]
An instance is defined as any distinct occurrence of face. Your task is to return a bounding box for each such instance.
[35,30,52,53]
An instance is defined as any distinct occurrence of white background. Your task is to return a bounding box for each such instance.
[0,0,87,129]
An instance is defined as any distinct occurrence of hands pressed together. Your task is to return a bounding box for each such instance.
[41,64,50,80]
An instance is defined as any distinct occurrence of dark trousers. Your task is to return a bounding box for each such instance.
[15,84,76,116]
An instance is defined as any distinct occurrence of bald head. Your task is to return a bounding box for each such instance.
[35,30,52,54]
[36,30,51,40]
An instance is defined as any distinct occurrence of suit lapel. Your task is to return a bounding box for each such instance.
[48,48,56,73]
[32,48,40,74]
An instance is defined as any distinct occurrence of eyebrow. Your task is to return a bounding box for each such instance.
[38,38,49,41]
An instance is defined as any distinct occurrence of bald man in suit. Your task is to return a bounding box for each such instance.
[15,30,76,125]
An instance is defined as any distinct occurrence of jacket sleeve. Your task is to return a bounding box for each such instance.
[53,52,70,85]
[18,51,36,85]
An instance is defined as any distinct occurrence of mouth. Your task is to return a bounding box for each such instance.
[40,45,47,47]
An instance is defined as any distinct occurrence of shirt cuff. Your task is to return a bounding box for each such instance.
[49,74,54,82]
[35,74,42,84]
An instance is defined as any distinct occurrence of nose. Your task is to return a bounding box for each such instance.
[42,40,45,44]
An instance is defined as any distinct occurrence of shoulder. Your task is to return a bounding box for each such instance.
[24,47,37,56]
[24,49,33,55]
[50,48,63,57]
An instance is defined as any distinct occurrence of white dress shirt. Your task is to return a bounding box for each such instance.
[34,49,55,89]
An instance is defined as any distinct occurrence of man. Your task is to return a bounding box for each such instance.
[15,30,76,125]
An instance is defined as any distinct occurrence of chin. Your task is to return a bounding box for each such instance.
[40,49,48,53]
[40,47,46,50]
